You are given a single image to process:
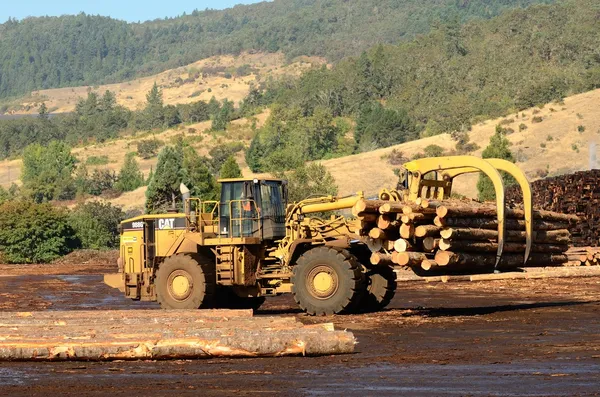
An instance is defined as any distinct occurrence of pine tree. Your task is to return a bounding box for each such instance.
[144,82,165,129]
[145,146,186,213]
[477,127,515,201]
[183,148,218,201]
[116,153,144,192]
[219,155,242,179]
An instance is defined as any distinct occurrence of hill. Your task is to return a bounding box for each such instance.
[5,52,323,115]
[1,87,599,212]
[0,0,553,99]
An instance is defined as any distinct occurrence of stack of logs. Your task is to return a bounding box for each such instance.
[506,170,600,247]
[565,246,600,266]
[353,198,579,274]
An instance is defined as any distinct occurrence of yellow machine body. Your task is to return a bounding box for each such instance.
[105,156,534,308]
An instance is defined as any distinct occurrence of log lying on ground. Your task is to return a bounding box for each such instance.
[0,310,355,361]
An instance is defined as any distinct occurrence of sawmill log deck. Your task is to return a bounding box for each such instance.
[0,310,355,361]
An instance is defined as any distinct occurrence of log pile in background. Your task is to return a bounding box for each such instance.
[565,246,600,266]
[506,170,600,247]
[0,310,355,361]
[353,198,579,275]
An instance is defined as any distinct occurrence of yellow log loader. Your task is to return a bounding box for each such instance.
[104,155,533,315]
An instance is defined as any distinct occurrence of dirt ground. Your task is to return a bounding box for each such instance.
[0,261,598,396]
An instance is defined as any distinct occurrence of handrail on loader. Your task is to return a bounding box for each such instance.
[403,156,534,269]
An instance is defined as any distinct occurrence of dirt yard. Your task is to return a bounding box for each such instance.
[0,261,598,396]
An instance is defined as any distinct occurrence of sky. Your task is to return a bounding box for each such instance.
[1,0,264,23]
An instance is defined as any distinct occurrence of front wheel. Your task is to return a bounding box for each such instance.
[291,247,365,316]
[155,254,215,309]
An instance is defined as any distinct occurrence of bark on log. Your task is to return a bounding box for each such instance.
[369,228,396,240]
[440,228,571,244]
[377,214,399,230]
[0,311,356,361]
[370,253,395,266]
[433,216,569,231]
[352,199,388,217]
[420,259,440,271]
[400,212,432,224]
[436,205,579,223]
[414,225,442,238]
[394,252,429,266]
[438,239,568,254]
[378,202,411,214]
[434,251,568,268]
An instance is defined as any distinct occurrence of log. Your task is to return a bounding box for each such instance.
[356,213,378,223]
[438,239,568,254]
[352,199,388,216]
[400,212,432,224]
[365,238,383,253]
[434,251,568,268]
[414,225,442,238]
[433,216,569,231]
[436,204,579,223]
[369,228,394,240]
[399,223,415,239]
[377,214,399,230]
[394,252,429,266]
[370,252,394,266]
[0,311,356,361]
[393,238,412,252]
[423,237,440,252]
[420,259,440,271]
[0,330,355,361]
[378,202,411,214]
[439,228,571,244]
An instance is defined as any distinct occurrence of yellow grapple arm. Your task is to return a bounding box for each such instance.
[403,156,534,267]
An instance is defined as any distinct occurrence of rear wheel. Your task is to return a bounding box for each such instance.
[292,247,365,316]
[361,264,397,312]
[155,254,215,309]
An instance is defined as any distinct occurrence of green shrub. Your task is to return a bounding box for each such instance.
[86,155,110,166]
[136,139,162,159]
[578,125,586,133]
[572,144,579,152]
[69,202,124,249]
[519,124,528,131]
[546,135,553,141]
[88,169,117,196]
[423,144,445,157]
[0,201,78,263]
[532,116,543,123]
[540,142,546,148]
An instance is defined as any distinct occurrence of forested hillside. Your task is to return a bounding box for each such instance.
[246,0,600,171]
[0,0,553,98]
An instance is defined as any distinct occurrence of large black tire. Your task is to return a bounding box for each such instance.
[361,264,397,312]
[291,247,365,316]
[155,254,215,309]
[215,286,266,311]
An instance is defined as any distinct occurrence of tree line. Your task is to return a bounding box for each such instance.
[0,0,553,98]
[0,84,241,160]
[244,0,600,172]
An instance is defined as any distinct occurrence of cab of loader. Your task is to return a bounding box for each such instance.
[208,178,287,241]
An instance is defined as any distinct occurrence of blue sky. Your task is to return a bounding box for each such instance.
[2,1,264,23]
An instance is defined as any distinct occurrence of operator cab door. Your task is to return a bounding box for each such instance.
[259,181,286,240]
[219,181,259,238]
